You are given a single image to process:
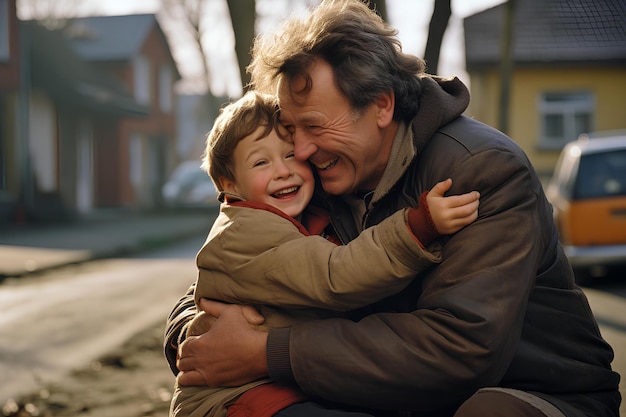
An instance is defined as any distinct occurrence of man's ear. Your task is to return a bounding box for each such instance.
[219,177,238,194]
[375,91,395,128]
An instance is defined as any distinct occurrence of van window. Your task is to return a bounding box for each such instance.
[573,150,626,200]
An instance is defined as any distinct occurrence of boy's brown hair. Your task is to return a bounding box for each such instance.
[202,91,282,192]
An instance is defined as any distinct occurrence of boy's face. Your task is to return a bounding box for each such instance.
[223,127,315,218]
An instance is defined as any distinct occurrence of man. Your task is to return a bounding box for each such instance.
[167,1,621,416]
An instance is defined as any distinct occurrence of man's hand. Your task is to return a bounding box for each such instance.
[176,299,269,387]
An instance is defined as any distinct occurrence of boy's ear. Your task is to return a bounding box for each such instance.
[219,177,238,194]
[376,91,395,128]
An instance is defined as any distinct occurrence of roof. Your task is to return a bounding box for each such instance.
[464,0,626,69]
[23,21,148,116]
[64,14,160,61]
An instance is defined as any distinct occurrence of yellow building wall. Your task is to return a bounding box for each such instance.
[466,66,626,180]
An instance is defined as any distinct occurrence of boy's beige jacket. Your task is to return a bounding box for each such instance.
[170,204,441,417]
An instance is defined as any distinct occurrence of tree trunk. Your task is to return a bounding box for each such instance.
[226,0,256,93]
[423,0,451,75]
[368,0,387,21]
[498,0,515,135]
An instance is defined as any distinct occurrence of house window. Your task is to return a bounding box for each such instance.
[159,66,173,113]
[29,91,57,192]
[0,0,9,62]
[130,133,143,187]
[133,55,151,106]
[538,92,593,149]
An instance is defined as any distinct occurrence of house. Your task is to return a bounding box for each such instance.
[64,14,181,209]
[464,0,626,180]
[22,20,149,220]
[1,1,149,222]
[176,93,231,163]
[0,5,181,223]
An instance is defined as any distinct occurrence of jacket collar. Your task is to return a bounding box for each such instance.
[368,75,470,208]
[369,122,415,206]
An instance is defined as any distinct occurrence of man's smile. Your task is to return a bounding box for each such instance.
[314,157,339,171]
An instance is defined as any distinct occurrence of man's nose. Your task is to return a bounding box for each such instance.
[293,133,317,162]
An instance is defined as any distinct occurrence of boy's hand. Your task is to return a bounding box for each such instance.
[427,178,480,235]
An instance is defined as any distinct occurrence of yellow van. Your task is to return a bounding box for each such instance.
[546,132,626,282]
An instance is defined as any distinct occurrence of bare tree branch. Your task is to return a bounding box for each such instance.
[161,0,213,93]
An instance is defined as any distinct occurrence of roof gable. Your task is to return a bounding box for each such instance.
[24,21,148,116]
[464,0,626,69]
[65,14,158,62]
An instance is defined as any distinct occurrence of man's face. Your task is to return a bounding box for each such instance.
[277,59,395,195]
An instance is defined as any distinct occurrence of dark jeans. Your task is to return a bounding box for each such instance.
[275,401,375,417]
[275,390,561,417]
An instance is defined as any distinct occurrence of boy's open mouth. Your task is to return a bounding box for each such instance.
[272,186,299,199]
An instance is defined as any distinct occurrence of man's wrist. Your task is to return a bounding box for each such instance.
[267,327,297,385]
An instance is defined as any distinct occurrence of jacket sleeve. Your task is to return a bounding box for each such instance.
[197,208,440,312]
[163,281,196,375]
[277,136,547,410]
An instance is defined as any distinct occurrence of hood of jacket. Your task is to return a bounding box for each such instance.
[358,75,470,216]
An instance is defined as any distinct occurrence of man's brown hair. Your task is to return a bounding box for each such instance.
[247,0,426,122]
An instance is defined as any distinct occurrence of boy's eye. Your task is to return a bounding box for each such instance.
[253,160,267,167]
[286,151,295,159]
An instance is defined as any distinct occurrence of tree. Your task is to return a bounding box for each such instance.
[161,0,214,94]
[498,0,515,134]
[368,0,387,21]
[16,0,83,28]
[423,0,451,75]
[226,0,256,92]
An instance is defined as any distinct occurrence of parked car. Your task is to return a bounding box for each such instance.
[162,161,220,208]
[546,131,626,282]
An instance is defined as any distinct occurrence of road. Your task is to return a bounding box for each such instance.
[1,237,624,413]
[0,235,205,405]
[579,278,626,416]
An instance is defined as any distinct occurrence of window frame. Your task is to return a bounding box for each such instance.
[537,91,594,150]
[158,65,173,113]
[133,55,151,106]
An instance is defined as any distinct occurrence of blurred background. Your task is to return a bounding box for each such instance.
[2,0,623,224]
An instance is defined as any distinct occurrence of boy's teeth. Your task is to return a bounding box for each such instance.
[275,186,298,196]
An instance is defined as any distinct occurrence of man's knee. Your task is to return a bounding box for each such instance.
[454,389,562,417]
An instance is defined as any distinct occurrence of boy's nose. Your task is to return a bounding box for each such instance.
[274,160,293,179]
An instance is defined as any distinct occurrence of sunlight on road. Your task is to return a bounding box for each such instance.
[0,257,196,404]
[583,287,626,416]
